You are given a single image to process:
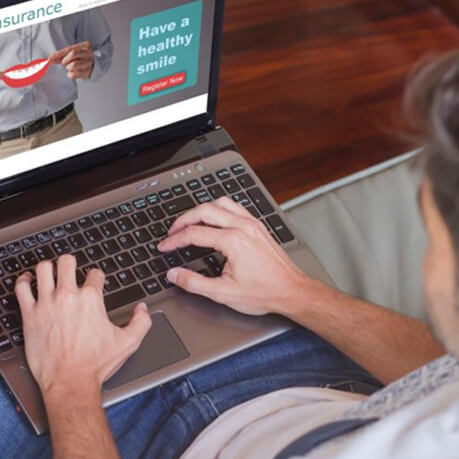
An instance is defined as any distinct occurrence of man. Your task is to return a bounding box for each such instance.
[2,52,459,458]
[0,9,113,159]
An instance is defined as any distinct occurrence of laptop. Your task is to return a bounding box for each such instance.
[0,0,333,434]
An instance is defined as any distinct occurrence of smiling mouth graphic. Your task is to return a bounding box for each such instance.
[1,58,51,88]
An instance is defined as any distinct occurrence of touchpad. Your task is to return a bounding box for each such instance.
[104,313,190,391]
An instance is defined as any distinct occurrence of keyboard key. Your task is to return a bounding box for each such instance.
[69,234,87,250]
[164,217,176,230]
[194,190,212,204]
[202,174,216,185]
[148,206,165,221]
[37,232,52,244]
[134,263,152,280]
[35,245,54,262]
[150,223,167,239]
[247,188,274,216]
[132,211,150,227]
[99,258,118,275]
[246,205,260,219]
[52,240,71,255]
[85,246,105,261]
[172,184,186,196]
[118,234,136,250]
[2,258,21,274]
[117,269,136,286]
[105,284,145,312]
[0,284,5,296]
[238,174,256,189]
[159,274,173,289]
[231,164,245,175]
[216,169,231,180]
[92,212,107,225]
[159,189,173,201]
[19,251,38,269]
[11,331,24,347]
[162,196,195,216]
[179,246,214,262]
[267,215,295,243]
[0,248,8,259]
[223,179,241,194]
[0,336,12,354]
[143,278,161,295]
[1,313,20,330]
[149,258,167,274]
[232,192,251,207]
[147,241,161,257]
[131,247,150,263]
[0,295,18,312]
[105,208,120,220]
[104,275,120,293]
[64,222,79,234]
[22,237,37,250]
[84,228,103,244]
[100,223,119,238]
[7,242,22,255]
[3,277,16,293]
[75,251,89,267]
[186,179,201,191]
[208,184,226,199]
[146,193,160,205]
[198,269,210,277]
[102,239,122,255]
[51,227,66,239]
[204,255,224,276]
[133,229,152,244]
[164,252,183,268]
[78,217,93,229]
[115,253,135,268]
[119,203,133,214]
[116,217,134,233]
[132,198,147,210]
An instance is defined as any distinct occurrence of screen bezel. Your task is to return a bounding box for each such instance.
[0,0,224,198]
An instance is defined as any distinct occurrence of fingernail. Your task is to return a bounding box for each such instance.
[167,269,178,283]
[138,303,148,312]
[157,241,165,251]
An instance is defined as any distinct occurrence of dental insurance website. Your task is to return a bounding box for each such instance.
[0,0,214,181]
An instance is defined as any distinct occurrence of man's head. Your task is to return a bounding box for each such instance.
[405,51,459,355]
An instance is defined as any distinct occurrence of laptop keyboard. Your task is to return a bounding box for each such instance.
[0,163,295,354]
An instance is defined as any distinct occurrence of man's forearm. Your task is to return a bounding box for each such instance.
[278,277,445,384]
[43,382,119,459]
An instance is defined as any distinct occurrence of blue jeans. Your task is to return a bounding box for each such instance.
[0,328,382,458]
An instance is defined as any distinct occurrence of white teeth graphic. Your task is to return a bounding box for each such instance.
[5,60,49,80]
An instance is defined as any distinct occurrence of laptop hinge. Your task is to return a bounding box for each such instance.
[196,135,219,158]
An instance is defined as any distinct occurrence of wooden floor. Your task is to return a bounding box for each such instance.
[218,0,459,203]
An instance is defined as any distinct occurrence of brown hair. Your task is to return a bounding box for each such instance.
[404,51,459,248]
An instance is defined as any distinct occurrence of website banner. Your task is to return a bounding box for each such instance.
[0,0,121,35]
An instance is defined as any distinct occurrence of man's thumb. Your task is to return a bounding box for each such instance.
[125,303,152,346]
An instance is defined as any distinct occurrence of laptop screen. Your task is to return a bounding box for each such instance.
[0,0,216,184]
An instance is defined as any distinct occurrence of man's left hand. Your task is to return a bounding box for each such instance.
[49,41,95,80]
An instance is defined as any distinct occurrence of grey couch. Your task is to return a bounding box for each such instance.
[282,151,427,321]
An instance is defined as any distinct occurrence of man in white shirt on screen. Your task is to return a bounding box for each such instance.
[0,9,113,159]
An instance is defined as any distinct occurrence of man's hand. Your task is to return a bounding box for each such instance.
[158,197,307,315]
[15,255,152,396]
[49,41,95,80]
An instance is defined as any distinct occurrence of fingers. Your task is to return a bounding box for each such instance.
[168,200,246,236]
[61,49,93,66]
[159,225,228,255]
[50,41,91,64]
[84,268,105,293]
[56,255,77,290]
[35,261,55,298]
[124,303,152,349]
[15,272,35,312]
[167,267,223,299]
[214,196,254,218]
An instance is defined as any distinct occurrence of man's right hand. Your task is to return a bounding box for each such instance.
[158,197,308,316]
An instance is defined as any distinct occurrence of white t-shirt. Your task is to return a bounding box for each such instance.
[182,354,459,458]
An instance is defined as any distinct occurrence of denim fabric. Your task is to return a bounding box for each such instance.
[0,327,382,459]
